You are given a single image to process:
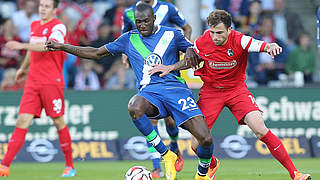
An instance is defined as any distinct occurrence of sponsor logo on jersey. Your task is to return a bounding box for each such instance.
[227,49,234,57]
[208,60,237,69]
[144,53,163,66]
[43,28,48,35]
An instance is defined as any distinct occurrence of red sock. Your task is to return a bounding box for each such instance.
[191,146,217,169]
[260,130,297,179]
[58,126,74,169]
[1,128,28,167]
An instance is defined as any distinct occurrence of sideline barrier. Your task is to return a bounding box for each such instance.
[0,135,315,162]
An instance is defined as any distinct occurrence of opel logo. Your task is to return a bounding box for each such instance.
[26,139,58,162]
[220,135,251,159]
[145,53,162,66]
[124,136,149,160]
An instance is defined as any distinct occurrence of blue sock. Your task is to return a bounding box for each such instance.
[147,134,161,169]
[166,125,179,153]
[133,114,168,155]
[197,144,214,176]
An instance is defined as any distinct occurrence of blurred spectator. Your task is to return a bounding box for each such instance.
[80,0,101,42]
[260,0,274,12]
[74,60,100,91]
[0,18,25,82]
[240,0,263,36]
[91,21,119,84]
[285,32,316,83]
[0,68,24,91]
[248,16,288,85]
[11,0,39,42]
[103,0,127,38]
[0,1,17,18]
[219,0,249,29]
[57,0,101,44]
[104,59,135,90]
[200,0,216,32]
[273,0,304,49]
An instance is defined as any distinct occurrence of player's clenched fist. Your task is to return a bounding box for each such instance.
[265,43,282,58]
[46,40,63,51]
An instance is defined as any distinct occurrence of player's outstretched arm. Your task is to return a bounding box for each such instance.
[6,41,47,52]
[149,47,199,77]
[264,43,282,58]
[46,40,111,60]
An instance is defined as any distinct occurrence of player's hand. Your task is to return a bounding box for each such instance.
[15,68,27,82]
[185,47,200,69]
[149,64,173,77]
[266,43,282,58]
[45,40,62,51]
[5,41,24,50]
[122,54,130,69]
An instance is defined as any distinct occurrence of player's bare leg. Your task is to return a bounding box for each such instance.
[128,95,177,180]
[181,115,213,180]
[0,114,33,176]
[52,116,75,177]
[244,111,311,180]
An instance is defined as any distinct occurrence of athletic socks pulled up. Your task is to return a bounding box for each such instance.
[58,126,74,169]
[260,130,297,179]
[133,114,168,155]
[1,128,28,167]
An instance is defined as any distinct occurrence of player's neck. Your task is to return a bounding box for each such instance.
[40,17,54,25]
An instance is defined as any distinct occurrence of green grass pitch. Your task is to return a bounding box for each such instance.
[5,158,320,180]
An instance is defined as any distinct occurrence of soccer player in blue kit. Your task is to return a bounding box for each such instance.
[46,3,213,180]
[122,0,192,177]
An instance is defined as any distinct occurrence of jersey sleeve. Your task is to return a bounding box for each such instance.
[122,9,134,34]
[240,34,266,52]
[175,29,192,52]
[49,24,66,43]
[168,3,186,28]
[105,33,128,55]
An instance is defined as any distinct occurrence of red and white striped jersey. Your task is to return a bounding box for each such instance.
[194,29,266,88]
[27,18,66,86]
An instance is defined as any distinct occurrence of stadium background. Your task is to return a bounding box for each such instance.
[0,0,319,179]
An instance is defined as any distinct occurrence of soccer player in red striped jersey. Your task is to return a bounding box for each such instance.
[150,10,311,180]
[0,0,75,177]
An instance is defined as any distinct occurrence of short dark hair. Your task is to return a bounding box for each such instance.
[53,0,59,8]
[135,2,154,15]
[206,10,232,28]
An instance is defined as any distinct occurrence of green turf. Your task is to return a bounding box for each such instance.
[5,158,320,180]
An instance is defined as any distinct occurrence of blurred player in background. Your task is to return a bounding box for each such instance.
[122,0,192,177]
[150,9,311,180]
[46,3,214,180]
[0,0,75,177]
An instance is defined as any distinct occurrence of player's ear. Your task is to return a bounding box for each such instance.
[153,15,156,21]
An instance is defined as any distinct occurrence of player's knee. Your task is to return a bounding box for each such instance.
[198,134,212,147]
[128,105,144,120]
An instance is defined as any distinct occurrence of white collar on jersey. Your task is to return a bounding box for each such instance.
[137,0,158,8]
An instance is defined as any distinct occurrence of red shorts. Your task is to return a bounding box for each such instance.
[197,84,260,130]
[19,84,65,118]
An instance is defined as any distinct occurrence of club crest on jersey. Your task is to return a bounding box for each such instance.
[227,49,234,57]
[145,53,163,66]
[208,60,237,69]
[43,28,48,35]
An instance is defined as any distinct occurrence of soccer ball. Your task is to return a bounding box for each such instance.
[125,166,153,180]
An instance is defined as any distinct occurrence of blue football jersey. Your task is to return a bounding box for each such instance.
[122,0,186,33]
[105,26,192,90]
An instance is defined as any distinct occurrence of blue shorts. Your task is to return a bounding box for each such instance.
[138,83,203,126]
